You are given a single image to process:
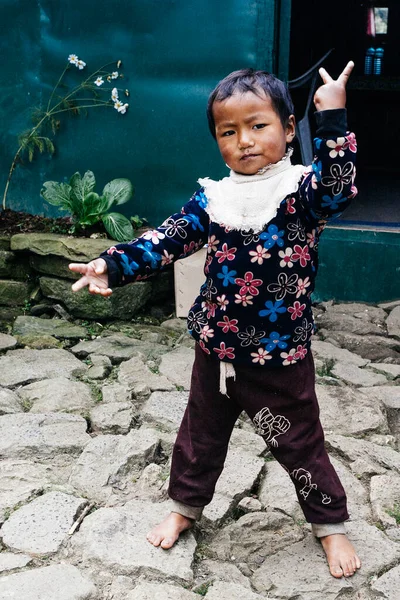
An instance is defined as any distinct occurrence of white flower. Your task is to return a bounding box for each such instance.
[77,59,86,70]
[141,230,165,244]
[68,54,79,65]
[118,103,129,114]
[114,100,123,111]
[111,87,119,102]
[94,77,104,87]
[111,71,119,79]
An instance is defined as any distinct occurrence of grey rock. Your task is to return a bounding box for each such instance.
[1,491,87,555]
[208,510,303,566]
[319,330,400,362]
[118,354,175,393]
[0,460,50,521]
[71,334,141,363]
[0,387,22,414]
[194,559,252,592]
[132,463,168,502]
[371,564,400,599]
[101,382,131,403]
[17,377,94,414]
[86,354,112,380]
[69,428,160,502]
[0,333,17,352]
[329,456,371,521]
[142,391,188,432]
[10,232,115,261]
[237,496,262,513]
[359,386,400,443]
[89,402,133,434]
[326,434,400,474]
[159,347,195,390]
[311,340,369,366]
[0,280,31,306]
[331,362,388,386]
[0,563,96,600]
[369,363,400,378]
[0,348,87,387]
[370,473,400,528]
[126,582,198,599]
[16,333,62,350]
[329,303,387,322]
[29,253,80,279]
[12,316,87,339]
[229,428,267,456]
[316,310,386,335]
[387,306,400,338]
[205,582,264,600]
[160,318,188,333]
[0,413,90,459]
[379,300,400,310]
[258,460,303,521]
[70,500,196,583]
[0,552,32,573]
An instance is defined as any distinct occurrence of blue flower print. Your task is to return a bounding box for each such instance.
[260,331,290,352]
[194,190,208,209]
[259,299,287,322]
[183,213,205,232]
[313,137,322,150]
[260,225,285,250]
[312,161,322,181]
[321,194,347,210]
[217,265,237,287]
[136,241,162,269]
[120,254,139,276]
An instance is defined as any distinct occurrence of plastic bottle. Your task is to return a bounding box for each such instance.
[364,47,375,75]
[373,47,384,75]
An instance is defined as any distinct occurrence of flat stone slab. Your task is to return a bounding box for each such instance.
[12,316,87,339]
[311,340,369,367]
[118,355,175,393]
[0,413,90,459]
[369,363,400,378]
[10,232,115,261]
[370,472,400,528]
[89,401,133,434]
[331,362,388,387]
[205,582,264,600]
[0,349,87,387]
[127,582,199,599]
[0,460,50,521]
[371,564,400,599]
[316,311,386,335]
[0,563,97,600]
[229,428,266,456]
[17,377,94,414]
[0,552,31,573]
[0,333,17,351]
[0,387,22,414]
[71,334,142,363]
[159,347,195,390]
[1,491,87,555]
[326,434,400,475]
[258,460,303,521]
[69,427,160,502]
[387,305,400,338]
[320,330,400,362]
[70,500,196,583]
[142,391,188,432]
[360,386,400,409]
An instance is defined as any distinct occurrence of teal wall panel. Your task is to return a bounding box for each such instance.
[1,0,287,226]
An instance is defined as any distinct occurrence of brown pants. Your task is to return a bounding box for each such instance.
[168,344,349,525]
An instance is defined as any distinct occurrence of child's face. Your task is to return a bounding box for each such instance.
[213,90,295,175]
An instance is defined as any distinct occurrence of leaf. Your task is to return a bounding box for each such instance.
[41,181,72,211]
[102,178,133,206]
[102,212,134,242]
[80,192,103,221]
[70,170,96,206]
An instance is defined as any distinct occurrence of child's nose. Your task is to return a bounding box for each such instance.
[238,131,255,149]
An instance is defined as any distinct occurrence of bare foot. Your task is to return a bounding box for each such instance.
[320,534,361,578]
[146,512,194,549]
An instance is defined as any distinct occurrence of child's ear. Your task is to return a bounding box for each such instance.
[285,114,296,142]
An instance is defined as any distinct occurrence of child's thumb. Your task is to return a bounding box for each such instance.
[94,259,106,275]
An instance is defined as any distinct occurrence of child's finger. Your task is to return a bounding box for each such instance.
[71,277,89,292]
[338,61,355,85]
[318,67,333,84]
[69,262,87,274]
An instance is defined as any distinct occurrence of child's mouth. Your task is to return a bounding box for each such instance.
[241,154,259,161]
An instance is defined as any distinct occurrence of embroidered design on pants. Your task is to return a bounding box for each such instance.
[290,468,332,504]
[252,407,290,447]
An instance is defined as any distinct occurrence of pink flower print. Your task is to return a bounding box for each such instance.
[296,277,311,298]
[235,272,263,296]
[251,348,272,365]
[213,342,235,360]
[215,242,237,264]
[207,235,220,253]
[201,301,216,319]
[294,344,308,360]
[183,240,197,254]
[204,255,212,274]
[288,300,306,320]
[217,316,239,333]
[216,294,229,311]
[234,294,254,307]
[326,138,345,159]
[161,249,174,266]
[349,184,358,198]
[291,245,311,267]
[280,348,297,366]
[249,244,271,265]
[107,246,124,255]
[141,229,165,245]
[200,325,214,342]
[199,340,210,355]
[307,230,316,248]
[286,197,296,214]
[343,132,357,153]
[278,247,294,268]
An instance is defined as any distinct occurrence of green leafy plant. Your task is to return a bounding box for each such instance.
[3,54,129,210]
[41,170,135,241]
[130,214,148,230]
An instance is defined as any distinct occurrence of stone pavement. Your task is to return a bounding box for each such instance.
[0,300,399,600]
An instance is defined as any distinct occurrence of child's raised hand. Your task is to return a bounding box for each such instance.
[314,61,354,112]
[69,258,112,296]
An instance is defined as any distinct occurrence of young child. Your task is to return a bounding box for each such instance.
[69,62,361,579]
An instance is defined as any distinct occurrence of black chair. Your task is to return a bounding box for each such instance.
[288,49,334,165]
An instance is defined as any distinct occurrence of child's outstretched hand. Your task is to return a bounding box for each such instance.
[314,61,354,111]
[69,258,112,296]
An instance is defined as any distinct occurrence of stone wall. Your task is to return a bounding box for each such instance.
[0,233,174,322]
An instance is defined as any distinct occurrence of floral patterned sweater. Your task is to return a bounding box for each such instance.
[102,109,357,368]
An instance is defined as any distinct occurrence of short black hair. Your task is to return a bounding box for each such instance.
[207,68,294,139]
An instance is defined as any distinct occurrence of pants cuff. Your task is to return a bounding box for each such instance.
[170,500,203,520]
[312,522,346,538]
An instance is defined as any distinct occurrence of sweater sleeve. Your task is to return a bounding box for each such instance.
[100,188,209,287]
[298,109,357,222]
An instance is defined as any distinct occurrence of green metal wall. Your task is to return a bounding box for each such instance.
[0,0,290,226]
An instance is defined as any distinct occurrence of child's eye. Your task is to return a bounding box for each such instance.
[253,123,266,130]
[221,130,235,137]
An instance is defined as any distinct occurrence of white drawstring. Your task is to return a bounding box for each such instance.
[219,362,236,396]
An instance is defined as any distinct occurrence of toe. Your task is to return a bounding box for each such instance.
[146,532,161,547]
[355,555,362,570]
[330,564,344,578]
[160,536,175,549]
